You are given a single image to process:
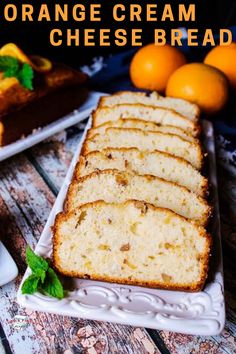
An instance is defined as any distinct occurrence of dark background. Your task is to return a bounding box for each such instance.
[1,0,236,68]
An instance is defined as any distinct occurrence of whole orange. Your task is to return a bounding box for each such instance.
[130,44,186,92]
[166,63,229,115]
[204,43,236,89]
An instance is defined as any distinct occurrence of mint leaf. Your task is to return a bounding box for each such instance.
[41,267,64,299]
[22,274,40,295]
[4,66,19,78]
[22,247,64,299]
[17,63,34,90]
[0,56,34,90]
[26,246,48,281]
[0,56,19,72]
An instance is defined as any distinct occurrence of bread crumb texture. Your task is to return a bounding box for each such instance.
[53,201,211,291]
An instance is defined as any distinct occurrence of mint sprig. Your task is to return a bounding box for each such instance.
[22,246,64,299]
[0,56,34,90]
[41,268,64,299]
[22,274,40,295]
[25,246,48,281]
[17,63,34,90]
[0,56,19,72]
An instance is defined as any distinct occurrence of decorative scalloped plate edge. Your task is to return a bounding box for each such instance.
[17,119,225,335]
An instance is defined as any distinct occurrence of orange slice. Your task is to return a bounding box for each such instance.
[29,55,52,73]
[0,43,52,73]
[0,43,31,64]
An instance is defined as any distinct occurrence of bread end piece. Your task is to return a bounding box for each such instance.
[53,200,211,292]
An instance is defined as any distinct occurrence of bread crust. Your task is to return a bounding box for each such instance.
[91,103,201,137]
[53,200,211,292]
[98,91,201,121]
[0,64,88,146]
[87,118,198,143]
[75,147,209,197]
[64,168,211,226]
[81,127,204,170]
[98,92,146,108]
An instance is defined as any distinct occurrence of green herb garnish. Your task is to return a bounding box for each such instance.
[0,56,34,90]
[22,246,64,299]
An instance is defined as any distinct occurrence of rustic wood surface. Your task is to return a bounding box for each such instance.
[0,120,235,354]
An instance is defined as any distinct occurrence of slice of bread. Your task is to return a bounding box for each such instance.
[88,118,196,143]
[53,200,211,291]
[99,91,200,121]
[82,128,203,169]
[66,170,210,225]
[76,148,208,197]
[92,104,200,137]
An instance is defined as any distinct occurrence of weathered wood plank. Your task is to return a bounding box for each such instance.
[28,124,87,192]
[0,150,160,353]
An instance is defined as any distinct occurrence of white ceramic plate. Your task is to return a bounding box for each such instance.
[17,120,225,335]
[0,91,105,162]
[0,242,18,286]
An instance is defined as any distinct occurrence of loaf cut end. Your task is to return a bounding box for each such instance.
[53,200,211,291]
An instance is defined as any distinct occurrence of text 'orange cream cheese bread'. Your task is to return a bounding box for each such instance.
[98,91,200,121]
[53,200,211,292]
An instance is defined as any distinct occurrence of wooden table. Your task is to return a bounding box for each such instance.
[0,121,235,354]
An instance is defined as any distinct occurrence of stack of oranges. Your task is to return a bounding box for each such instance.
[130,42,236,115]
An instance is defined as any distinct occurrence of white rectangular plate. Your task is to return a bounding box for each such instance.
[0,91,105,162]
[17,119,225,336]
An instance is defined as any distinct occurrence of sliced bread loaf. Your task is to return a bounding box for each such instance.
[99,91,200,121]
[82,128,203,169]
[53,200,211,291]
[76,148,208,197]
[88,118,196,142]
[66,170,210,225]
[92,104,200,136]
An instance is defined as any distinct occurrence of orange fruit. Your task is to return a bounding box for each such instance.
[204,43,236,89]
[0,43,52,73]
[166,63,229,115]
[130,44,186,92]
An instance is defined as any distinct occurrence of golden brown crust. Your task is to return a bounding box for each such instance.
[53,200,211,292]
[97,92,146,109]
[91,103,201,137]
[98,91,201,122]
[87,118,198,142]
[75,147,209,197]
[64,174,77,211]
[0,64,87,117]
[0,64,88,146]
[80,129,93,156]
[82,127,204,169]
[64,168,211,226]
